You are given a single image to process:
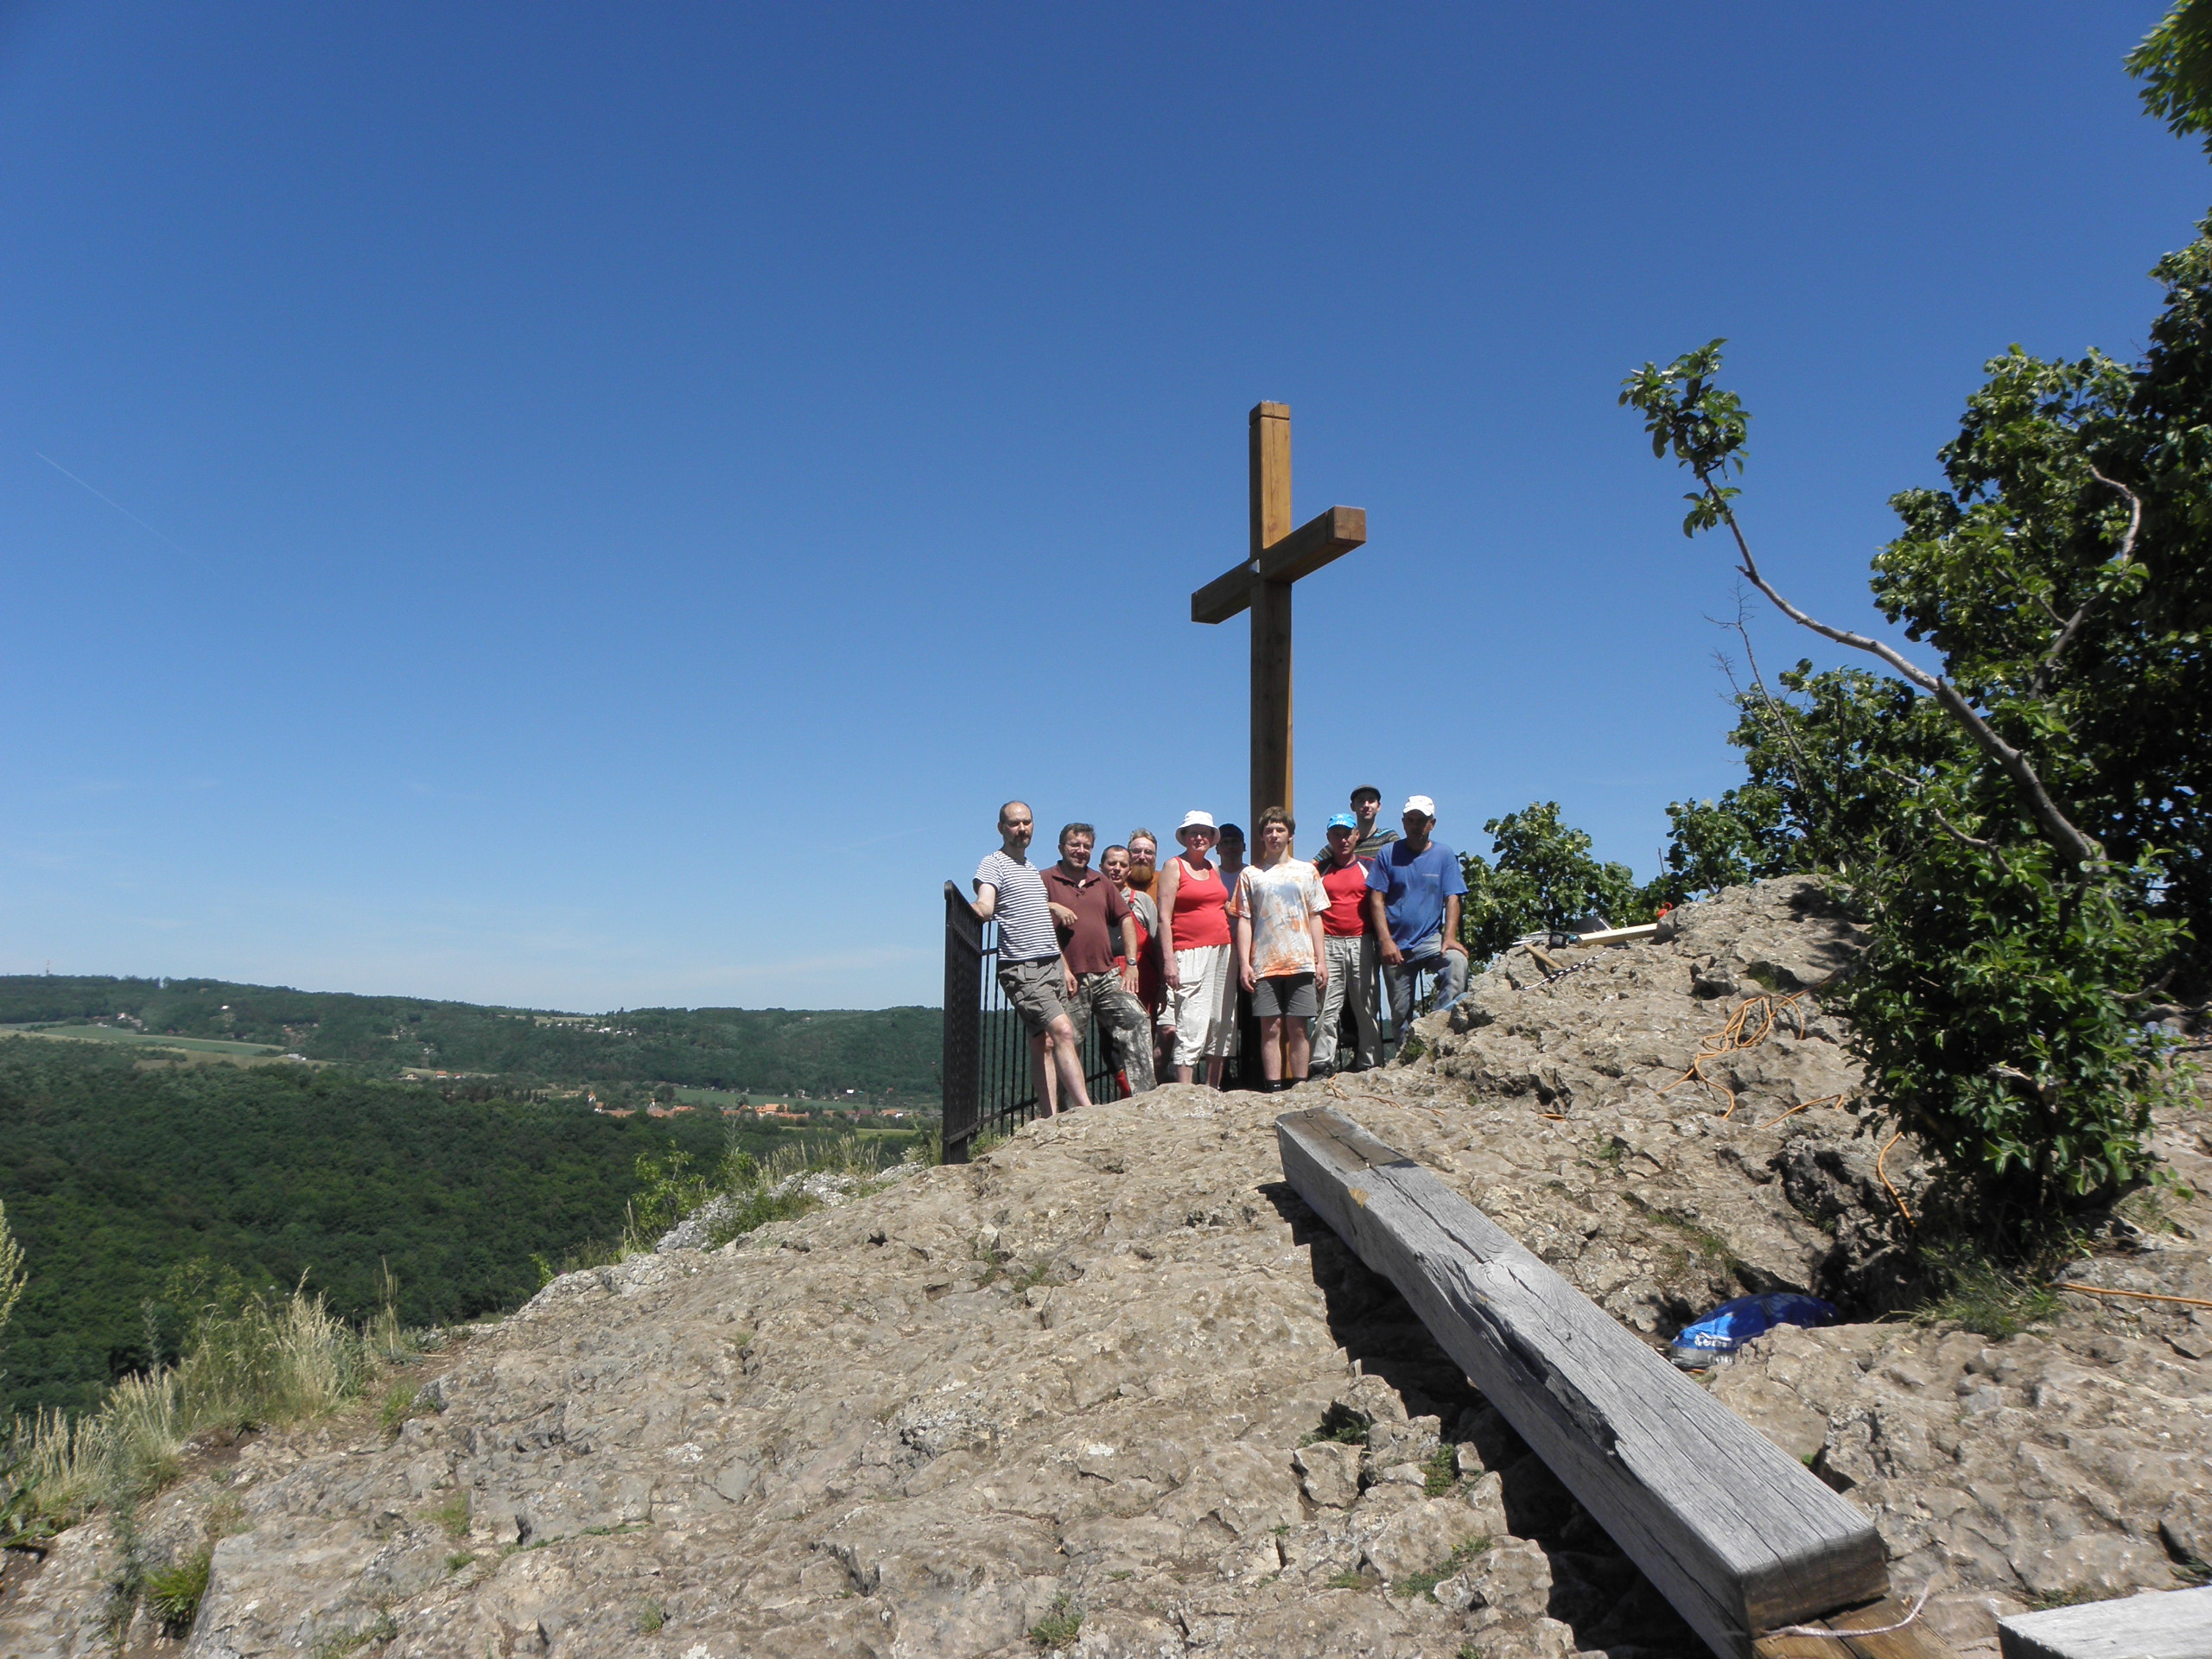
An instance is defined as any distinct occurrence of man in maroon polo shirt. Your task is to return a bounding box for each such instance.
[1040,823,1156,1097]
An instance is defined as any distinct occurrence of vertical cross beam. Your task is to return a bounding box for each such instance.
[1249,403,1294,830]
[1190,404,1367,840]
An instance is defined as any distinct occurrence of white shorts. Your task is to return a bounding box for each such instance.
[1168,944,1237,1066]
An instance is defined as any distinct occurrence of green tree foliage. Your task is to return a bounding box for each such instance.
[1642,788,1797,909]
[1650,659,1971,906]
[1620,237,2210,1207]
[0,1038,888,1414]
[0,976,941,1101]
[2132,0,2212,154]
[1458,803,1649,960]
[1844,838,2182,1206]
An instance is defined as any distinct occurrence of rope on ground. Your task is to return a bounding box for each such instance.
[1760,1579,1937,1641]
[1750,1092,1850,1132]
[1321,1077,1404,1116]
[1875,1130,1914,1229]
[1655,991,1810,1120]
[2055,1281,2212,1311]
[1538,951,1611,988]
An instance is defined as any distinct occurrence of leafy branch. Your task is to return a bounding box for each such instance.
[1620,342,2105,870]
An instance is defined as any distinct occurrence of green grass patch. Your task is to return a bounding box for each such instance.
[1299,1403,1371,1447]
[1421,1444,1460,1497]
[1028,1595,1082,1650]
[429,1492,470,1540]
[308,1611,399,1657]
[0,1024,283,1057]
[1914,1248,2062,1338]
[377,1380,425,1435]
[144,1547,211,1637]
[2025,1587,2101,1611]
[1394,1534,1493,1600]
[1,1269,423,1546]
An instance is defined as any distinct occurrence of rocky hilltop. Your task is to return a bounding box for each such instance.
[3,880,2207,1659]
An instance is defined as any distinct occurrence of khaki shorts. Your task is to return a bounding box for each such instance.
[997,956,1068,1036]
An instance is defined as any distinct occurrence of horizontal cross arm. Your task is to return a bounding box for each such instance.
[1257,504,1366,583]
[1188,505,1369,625]
[1191,562,1259,625]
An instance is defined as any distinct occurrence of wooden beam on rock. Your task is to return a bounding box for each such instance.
[1276,1105,1889,1659]
[1997,1586,2212,1659]
[1753,1592,1960,1659]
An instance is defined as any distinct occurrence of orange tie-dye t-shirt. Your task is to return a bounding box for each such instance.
[1229,859,1328,979]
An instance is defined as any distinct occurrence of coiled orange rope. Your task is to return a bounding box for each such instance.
[1654,991,1810,1120]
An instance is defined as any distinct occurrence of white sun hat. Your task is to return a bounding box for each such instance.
[1177,810,1217,834]
[1403,795,1437,817]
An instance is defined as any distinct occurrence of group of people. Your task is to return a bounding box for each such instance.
[969,787,1472,1114]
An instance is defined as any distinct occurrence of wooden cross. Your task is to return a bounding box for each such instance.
[1190,402,1368,830]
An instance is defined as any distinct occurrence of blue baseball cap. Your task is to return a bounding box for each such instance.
[1326,812,1359,831]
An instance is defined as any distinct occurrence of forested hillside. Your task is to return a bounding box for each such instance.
[0,976,940,1100]
[0,1039,911,1415]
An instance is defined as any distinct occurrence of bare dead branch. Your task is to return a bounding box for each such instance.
[1734,610,1821,797]
[1695,472,2104,869]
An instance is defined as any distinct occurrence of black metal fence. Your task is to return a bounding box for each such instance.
[939,879,1447,1164]
[940,881,1121,1162]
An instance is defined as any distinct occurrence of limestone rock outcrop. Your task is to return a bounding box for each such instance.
[3,878,2205,1659]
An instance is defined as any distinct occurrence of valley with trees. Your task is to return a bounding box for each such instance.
[0,988,936,1418]
[0,976,941,1103]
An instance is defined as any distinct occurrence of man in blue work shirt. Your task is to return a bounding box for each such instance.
[1363,794,1471,1050]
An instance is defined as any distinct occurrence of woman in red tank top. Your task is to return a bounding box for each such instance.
[1154,811,1237,1085]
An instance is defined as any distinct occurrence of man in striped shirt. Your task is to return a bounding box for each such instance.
[972,800,1093,1115]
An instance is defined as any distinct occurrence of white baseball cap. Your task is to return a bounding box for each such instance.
[1403,795,1437,817]
[1178,810,1217,833]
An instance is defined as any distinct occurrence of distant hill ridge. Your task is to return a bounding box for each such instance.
[0,975,941,1102]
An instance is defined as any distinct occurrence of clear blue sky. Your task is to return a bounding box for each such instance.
[3,3,2202,1012]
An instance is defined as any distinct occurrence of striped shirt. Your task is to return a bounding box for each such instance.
[975,850,1060,963]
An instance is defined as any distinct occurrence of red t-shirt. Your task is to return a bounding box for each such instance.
[1317,855,1372,937]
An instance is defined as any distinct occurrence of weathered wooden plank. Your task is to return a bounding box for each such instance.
[1824,1592,1959,1659]
[1997,1586,2212,1659]
[1560,922,1661,945]
[1278,1106,1887,1659]
[1751,1592,1957,1659]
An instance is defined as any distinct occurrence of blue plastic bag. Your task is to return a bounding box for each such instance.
[1667,1293,1837,1370]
